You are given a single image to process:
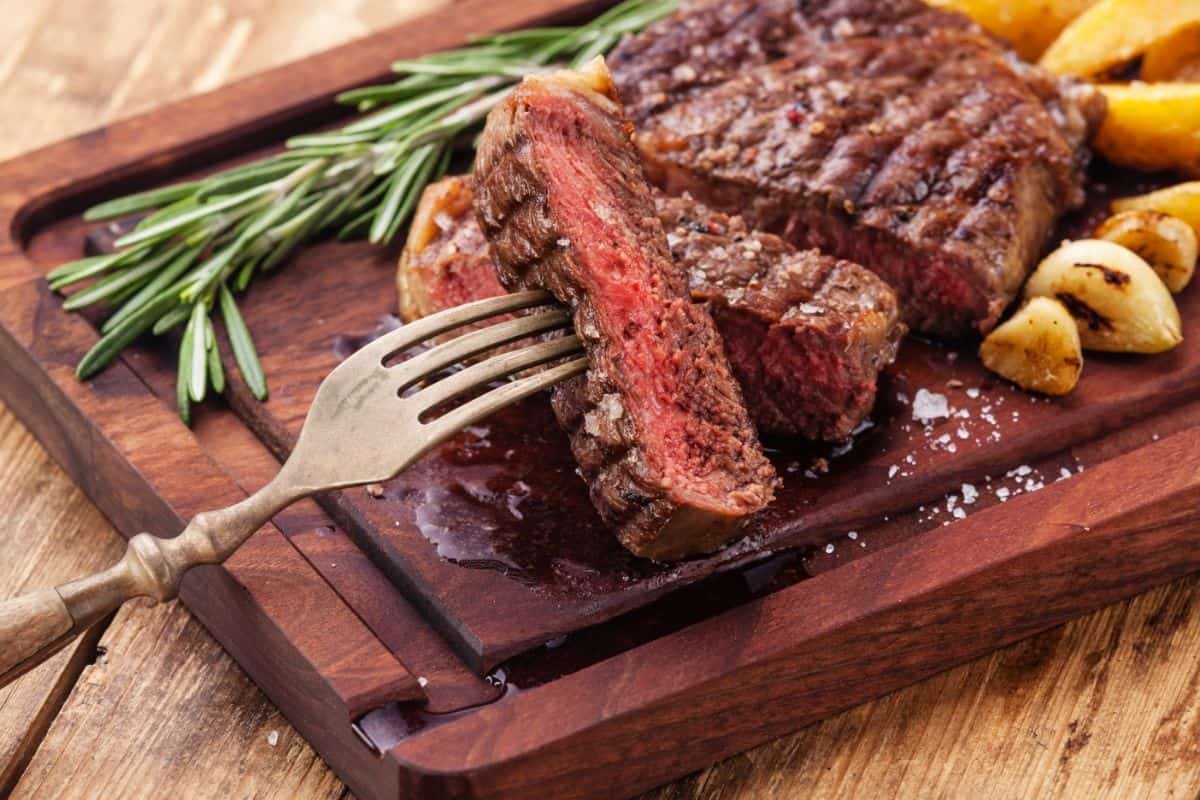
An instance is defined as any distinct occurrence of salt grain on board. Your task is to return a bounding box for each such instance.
[912,388,950,423]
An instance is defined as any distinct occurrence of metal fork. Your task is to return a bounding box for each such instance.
[0,289,584,688]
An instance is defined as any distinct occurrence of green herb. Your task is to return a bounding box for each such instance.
[50,0,676,422]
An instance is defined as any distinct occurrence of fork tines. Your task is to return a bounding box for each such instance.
[363,290,587,432]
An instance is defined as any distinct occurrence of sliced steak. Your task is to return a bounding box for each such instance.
[402,176,903,441]
[610,0,1106,336]
[398,174,499,324]
[474,62,776,561]
[657,194,902,440]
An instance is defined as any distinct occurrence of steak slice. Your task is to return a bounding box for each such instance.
[657,194,903,441]
[398,174,498,325]
[474,61,776,561]
[401,176,903,441]
[610,0,1107,336]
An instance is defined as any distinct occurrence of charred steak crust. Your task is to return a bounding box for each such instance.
[657,194,903,440]
[610,0,1106,337]
[403,176,903,442]
[474,66,776,561]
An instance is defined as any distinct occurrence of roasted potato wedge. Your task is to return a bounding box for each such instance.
[1113,182,1200,238]
[924,0,1098,60]
[1040,0,1200,77]
[1024,239,1181,353]
[1092,83,1200,175]
[1142,24,1200,81]
[980,297,1083,395]
[1095,210,1198,292]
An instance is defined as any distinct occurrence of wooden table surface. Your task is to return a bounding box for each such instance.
[0,2,1197,798]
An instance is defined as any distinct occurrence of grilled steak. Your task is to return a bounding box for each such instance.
[657,194,902,440]
[610,0,1107,336]
[474,62,777,561]
[398,174,498,325]
[402,176,903,440]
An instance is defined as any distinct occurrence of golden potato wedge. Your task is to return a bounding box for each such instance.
[1113,182,1200,238]
[980,297,1083,395]
[1092,83,1200,175]
[1142,24,1200,81]
[1024,239,1181,353]
[1040,0,1200,77]
[924,0,1099,60]
[1095,210,1198,292]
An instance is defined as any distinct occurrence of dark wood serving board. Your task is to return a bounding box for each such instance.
[1,3,1199,798]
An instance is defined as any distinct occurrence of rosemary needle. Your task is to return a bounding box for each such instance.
[50,0,675,423]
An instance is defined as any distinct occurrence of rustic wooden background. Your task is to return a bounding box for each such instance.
[0,1,1197,798]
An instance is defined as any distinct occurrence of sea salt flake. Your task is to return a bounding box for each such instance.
[996,487,1011,502]
[824,543,835,554]
[418,676,429,687]
[556,237,571,247]
[1059,468,1072,480]
[957,426,970,440]
[912,389,950,422]
[888,465,899,479]
[947,443,957,453]
[953,507,966,519]
[847,531,859,540]
[267,731,280,747]
[967,388,981,399]
[961,483,978,504]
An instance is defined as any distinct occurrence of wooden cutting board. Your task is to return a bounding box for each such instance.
[1,2,1199,798]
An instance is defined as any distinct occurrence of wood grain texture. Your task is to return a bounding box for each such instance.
[0,1,1198,799]
[10,600,348,800]
[0,406,124,796]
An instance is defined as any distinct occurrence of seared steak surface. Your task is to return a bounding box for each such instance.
[610,0,1106,336]
[402,176,902,441]
[474,65,776,561]
[658,194,902,440]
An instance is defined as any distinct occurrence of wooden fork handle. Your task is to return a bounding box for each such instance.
[0,472,305,689]
[0,535,163,687]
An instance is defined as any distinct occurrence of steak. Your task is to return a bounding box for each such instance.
[401,176,903,441]
[657,194,902,440]
[398,174,498,326]
[474,61,777,561]
[609,0,1107,336]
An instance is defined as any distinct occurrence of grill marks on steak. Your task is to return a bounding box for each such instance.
[401,175,902,441]
[658,195,903,440]
[474,65,776,561]
[610,0,1106,336]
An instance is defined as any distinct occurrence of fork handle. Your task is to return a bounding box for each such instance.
[0,472,304,689]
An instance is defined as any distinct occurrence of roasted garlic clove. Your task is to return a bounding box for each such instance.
[1024,239,1182,353]
[1113,181,1200,237]
[1094,210,1198,293]
[980,297,1083,396]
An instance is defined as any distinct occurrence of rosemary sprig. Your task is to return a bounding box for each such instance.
[51,0,676,422]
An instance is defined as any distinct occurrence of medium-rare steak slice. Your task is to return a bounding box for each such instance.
[657,194,903,440]
[610,0,1107,336]
[401,176,903,441]
[474,61,776,561]
[398,174,498,325]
